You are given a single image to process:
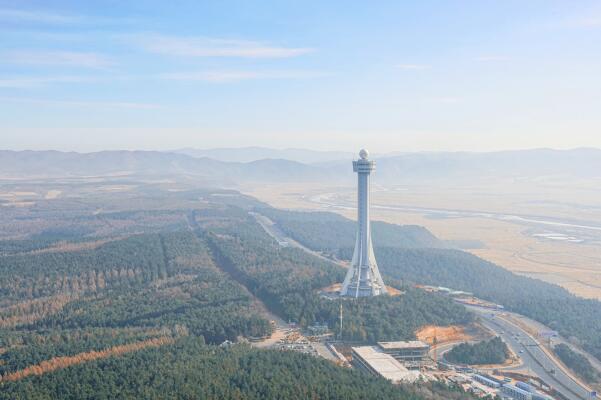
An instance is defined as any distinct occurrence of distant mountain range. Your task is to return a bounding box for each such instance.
[171,147,354,164]
[0,150,330,184]
[1,148,599,184]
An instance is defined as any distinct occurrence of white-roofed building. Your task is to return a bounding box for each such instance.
[351,346,422,383]
[377,340,430,363]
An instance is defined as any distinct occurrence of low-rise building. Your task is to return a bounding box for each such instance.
[473,374,501,388]
[516,381,534,393]
[376,340,430,363]
[501,384,533,400]
[351,346,422,383]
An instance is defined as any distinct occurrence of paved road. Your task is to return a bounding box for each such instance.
[249,211,348,267]
[468,306,592,400]
[250,210,595,399]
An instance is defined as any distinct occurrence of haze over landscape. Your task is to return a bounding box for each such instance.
[2,1,601,152]
[1,1,601,400]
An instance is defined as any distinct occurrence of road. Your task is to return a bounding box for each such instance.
[249,211,348,267]
[250,210,596,399]
[468,306,593,400]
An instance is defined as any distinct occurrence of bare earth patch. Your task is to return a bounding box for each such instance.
[319,282,403,297]
[416,325,471,345]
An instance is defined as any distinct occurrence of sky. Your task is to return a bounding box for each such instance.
[1,0,600,153]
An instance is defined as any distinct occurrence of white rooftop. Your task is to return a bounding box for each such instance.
[377,340,429,350]
[352,346,422,383]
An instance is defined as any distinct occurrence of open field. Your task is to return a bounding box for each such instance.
[243,181,601,300]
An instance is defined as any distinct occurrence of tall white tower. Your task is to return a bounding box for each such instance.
[340,149,388,297]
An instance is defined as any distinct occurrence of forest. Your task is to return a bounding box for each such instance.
[0,227,271,379]
[0,337,476,400]
[312,289,472,342]
[0,188,479,399]
[371,247,601,362]
[445,337,509,365]
[553,343,600,383]
[199,209,472,341]
[257,207,444,252]
[264,208,601,362]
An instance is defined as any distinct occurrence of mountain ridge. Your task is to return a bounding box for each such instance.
[1,148,599,183]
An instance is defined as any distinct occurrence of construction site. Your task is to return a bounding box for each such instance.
[243,289,590,400]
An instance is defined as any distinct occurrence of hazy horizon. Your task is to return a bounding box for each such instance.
[2,145,601,155]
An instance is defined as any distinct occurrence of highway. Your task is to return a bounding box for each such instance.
[250,210,596,400]
[468,306,592,400]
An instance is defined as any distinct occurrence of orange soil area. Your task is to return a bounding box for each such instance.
[321,283,342,293]
[0,336,174,382]
[416,325,471,345]
[385,286,403,296]
[320,283,402,296]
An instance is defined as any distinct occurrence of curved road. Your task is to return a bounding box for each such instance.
[468,306,593,400]
[249,209,595,400]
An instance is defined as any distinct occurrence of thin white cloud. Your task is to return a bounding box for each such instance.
[0,8,134,25]
[159,70,326,83]
[475,55,508,62]
[396,64,431,70]
[0,76,95,88]
[0,96,160,109]
[0,8,81,24]
[2,51,114,68]
[2,31,90,42]
[135,35,313,58]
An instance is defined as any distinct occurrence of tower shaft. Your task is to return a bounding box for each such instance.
[340,150,387,297]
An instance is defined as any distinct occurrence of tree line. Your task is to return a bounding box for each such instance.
[0,337,477,400]
[446,337,509,365]
[260,208,601,363]
[200,209,473,342]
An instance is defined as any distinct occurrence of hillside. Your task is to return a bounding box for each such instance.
[446,337,510,365]
[266,208,601,362]
[171,146,353,163]
[257,207,445,251]
[2,148,600,184]
[0,150,327,183]
[0,185,476,399]
[0,337,475,400]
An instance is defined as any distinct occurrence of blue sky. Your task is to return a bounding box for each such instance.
[1,1,600,152]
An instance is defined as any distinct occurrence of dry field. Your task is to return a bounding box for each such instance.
[243,181,601,300]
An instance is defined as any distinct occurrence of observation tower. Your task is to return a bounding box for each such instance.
[340,149,387,297]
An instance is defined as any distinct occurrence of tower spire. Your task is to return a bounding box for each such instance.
[340,149,387,297]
